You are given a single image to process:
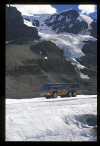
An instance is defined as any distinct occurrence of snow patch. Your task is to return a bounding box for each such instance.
[69,24,73,28]
[40,51,42,54]
[77,15,82,22]
[23,14,52,27]
[5,40,15,44]
[66,16,71,22]
[58,15,64,21]
[44,56,48,59]
[79,73,89,79]
[23,19,35,27]
[77,14,93,29]
[80,14,93,29]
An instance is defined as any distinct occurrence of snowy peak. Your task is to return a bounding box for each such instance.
[23,14,52,27]
[46,9,79,24]
[22,9,97,38]
[45,9,79,33]
[44,9,95,36]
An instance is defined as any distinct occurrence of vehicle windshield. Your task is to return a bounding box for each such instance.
[41,85,50,90]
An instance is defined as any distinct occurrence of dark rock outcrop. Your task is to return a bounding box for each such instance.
[30,41,78,74]
[76,40,97,81]
[89,19,97,38]
[6,5,40,42]
[32,19,39,27]
[82,40,97,55]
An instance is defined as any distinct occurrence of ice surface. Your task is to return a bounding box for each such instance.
[6,95,97,141]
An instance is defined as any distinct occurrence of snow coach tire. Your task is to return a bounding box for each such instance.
[72,91,76,97]
[46,96,51,99]
[67,91,72,97]
[52,92,57,98]
[61,95,65,98]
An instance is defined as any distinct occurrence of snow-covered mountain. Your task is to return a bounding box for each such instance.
[22,9,97,80]
[22,9,97,38]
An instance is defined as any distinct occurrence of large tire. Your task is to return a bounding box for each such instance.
[52,92,57,98]
[61,95,65,98]
[46,96,51,99]
[72,91,76,97]
[67,91,72,97]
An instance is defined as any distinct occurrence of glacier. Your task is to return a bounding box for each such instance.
[22,13,97,79]
[6,95,97,141]
[22,14,96,64]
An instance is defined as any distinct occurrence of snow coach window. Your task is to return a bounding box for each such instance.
[72,85,75,88]
[60,85,62,89]
[75,84,78,88]
[62,85,65,88]
[65,85,68,88]
[45,86,50,90]
[57,85,60,89]
[70,85,72,88]
[51,85,56,89]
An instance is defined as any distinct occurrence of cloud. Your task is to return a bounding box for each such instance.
[78,5,97,15]
[9,5,57,16]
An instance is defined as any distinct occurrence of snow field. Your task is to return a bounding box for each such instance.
[6,95,97,141]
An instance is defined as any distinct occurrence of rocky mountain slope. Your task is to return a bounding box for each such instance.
[6,41,97,95]
[6,6,97,95]
[6,5,40,43]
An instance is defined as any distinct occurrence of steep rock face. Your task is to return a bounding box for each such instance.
[82,40,97,55]
[89,19,97,38]
[45,9,79,27]
[6,6,40,41]
[45,9,88,35]
[30,41,64,59]
[30,41,77,74]
[32,19,39,27]
[76,40,97,78]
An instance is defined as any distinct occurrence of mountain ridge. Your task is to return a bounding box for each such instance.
[22,9,97,38]
[6,6,97,95]
[6,5,40,42]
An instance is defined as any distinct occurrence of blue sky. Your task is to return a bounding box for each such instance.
[51,5,97,19]
[9,4,97,19]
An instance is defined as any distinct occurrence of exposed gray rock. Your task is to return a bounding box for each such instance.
[6,5,40,42]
